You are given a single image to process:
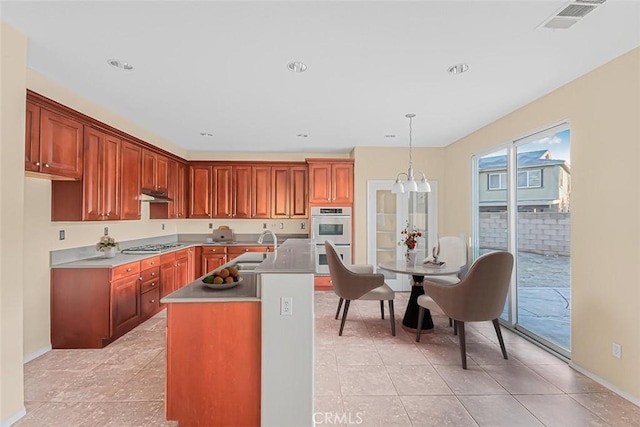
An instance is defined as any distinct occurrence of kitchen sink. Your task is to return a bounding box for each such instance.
[236,262,261,271]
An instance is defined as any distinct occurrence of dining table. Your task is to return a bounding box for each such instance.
[378,260,461,333]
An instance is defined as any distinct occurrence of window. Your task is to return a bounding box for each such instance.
[517,169,542,188]
[488,173,506,190]
[490,170,542,190]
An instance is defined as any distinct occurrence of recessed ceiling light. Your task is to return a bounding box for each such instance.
[385,135,396,138]
[107,59,133,71]
[447,63,470,75]
[200,132,213,137]
[297,134,309,138]
[287,61,307,73]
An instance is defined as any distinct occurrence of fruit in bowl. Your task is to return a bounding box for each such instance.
[202,267,240,285]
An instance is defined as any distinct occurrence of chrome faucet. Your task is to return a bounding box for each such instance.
[257,229,278,252]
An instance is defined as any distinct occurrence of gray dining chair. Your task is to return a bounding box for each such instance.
[416,251,514,369]
[325,240,396,336]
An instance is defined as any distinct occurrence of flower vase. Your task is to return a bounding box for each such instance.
[406,249,417,266]
[102,247,116,258]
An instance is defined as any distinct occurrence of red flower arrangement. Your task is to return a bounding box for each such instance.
[400,224,422,252]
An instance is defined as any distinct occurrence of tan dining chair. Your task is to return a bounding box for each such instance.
[325,240,396,336]
[416,251,514,369]
[424,235,469,328]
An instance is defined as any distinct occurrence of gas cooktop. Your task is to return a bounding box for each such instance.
[121,243,184,255]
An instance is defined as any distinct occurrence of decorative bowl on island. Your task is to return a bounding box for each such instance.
[202,266,241,290]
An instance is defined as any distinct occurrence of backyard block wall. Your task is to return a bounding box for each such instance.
[480,212,570,256]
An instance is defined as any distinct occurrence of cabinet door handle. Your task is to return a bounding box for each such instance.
[150,261,155,265]
[245,249,249,252]
[150,299,155,303]
[151,272,155,276]
[106,212,111,216]
[35,162,40,166]
[44,163,50,168]
[151,282,156,287]
[139,277,143,281]
[127,268,132,272]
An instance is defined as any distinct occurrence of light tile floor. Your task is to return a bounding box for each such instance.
[16,292,640,426]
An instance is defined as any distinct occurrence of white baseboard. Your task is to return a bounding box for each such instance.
[1,407,26,427]
[23,345,51,364]
[569,362,640,406]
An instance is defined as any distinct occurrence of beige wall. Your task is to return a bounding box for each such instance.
[0,22,27,424]
[352,146,447,264]
[443,47,640,400]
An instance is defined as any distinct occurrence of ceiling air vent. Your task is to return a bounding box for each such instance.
[539,0,607,30]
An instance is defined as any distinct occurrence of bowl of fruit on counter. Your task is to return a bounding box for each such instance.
[202,266,242,290]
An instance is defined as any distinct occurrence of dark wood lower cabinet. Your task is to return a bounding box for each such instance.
[141,288,160,318]
[111,275,142,337]
[52,261,162,349]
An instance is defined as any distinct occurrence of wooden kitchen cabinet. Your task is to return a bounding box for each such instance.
[213,165,252,219]
[251,165,271,218]
[111,273,142,338]
[187,247,196,282]
[159,248,191,298]
[51,259,153,349]
[201,246,227,275]
[82,127,121,220]
[189,165,213,218]
[175,249,189,289]
[120,141,142,220]
[142,148,169,193]
[271,165,308,218]
[308,159,354,205]
[161,252,177,299]
[172,162,188,218]
[25,101,41,173]
[25,102,84,180]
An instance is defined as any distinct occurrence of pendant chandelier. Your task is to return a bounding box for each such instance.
[392,113,431,194]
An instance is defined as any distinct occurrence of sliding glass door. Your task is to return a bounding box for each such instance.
[473,123,571,356]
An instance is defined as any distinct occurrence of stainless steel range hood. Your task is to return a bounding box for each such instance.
[140,189,173,203]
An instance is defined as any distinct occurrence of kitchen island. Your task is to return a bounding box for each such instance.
[161,239,316,427]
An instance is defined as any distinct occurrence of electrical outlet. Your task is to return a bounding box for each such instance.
[279,222,284,229]
[280,297,292,316]
[209,223,213,229]
[59,230,65,240]
[162,223,165,230]
[612,342,622,359]
[301,222,306,230]
[263,223,267,229]
[104,227,108,236]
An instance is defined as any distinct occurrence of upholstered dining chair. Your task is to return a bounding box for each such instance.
[416,251,514,369]
[325,240,396,336]
[424,235,469,328]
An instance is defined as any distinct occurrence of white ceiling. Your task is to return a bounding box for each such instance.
[2,1,639,153]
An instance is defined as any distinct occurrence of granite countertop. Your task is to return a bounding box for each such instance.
[161,270,260,303]
[161,240,316,303]
[51,241,275,269]
[255,239,316,274]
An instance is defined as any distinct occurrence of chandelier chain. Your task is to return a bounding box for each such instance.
[408,115,413,169]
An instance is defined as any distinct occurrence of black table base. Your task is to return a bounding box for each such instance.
[402,275,434,332]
